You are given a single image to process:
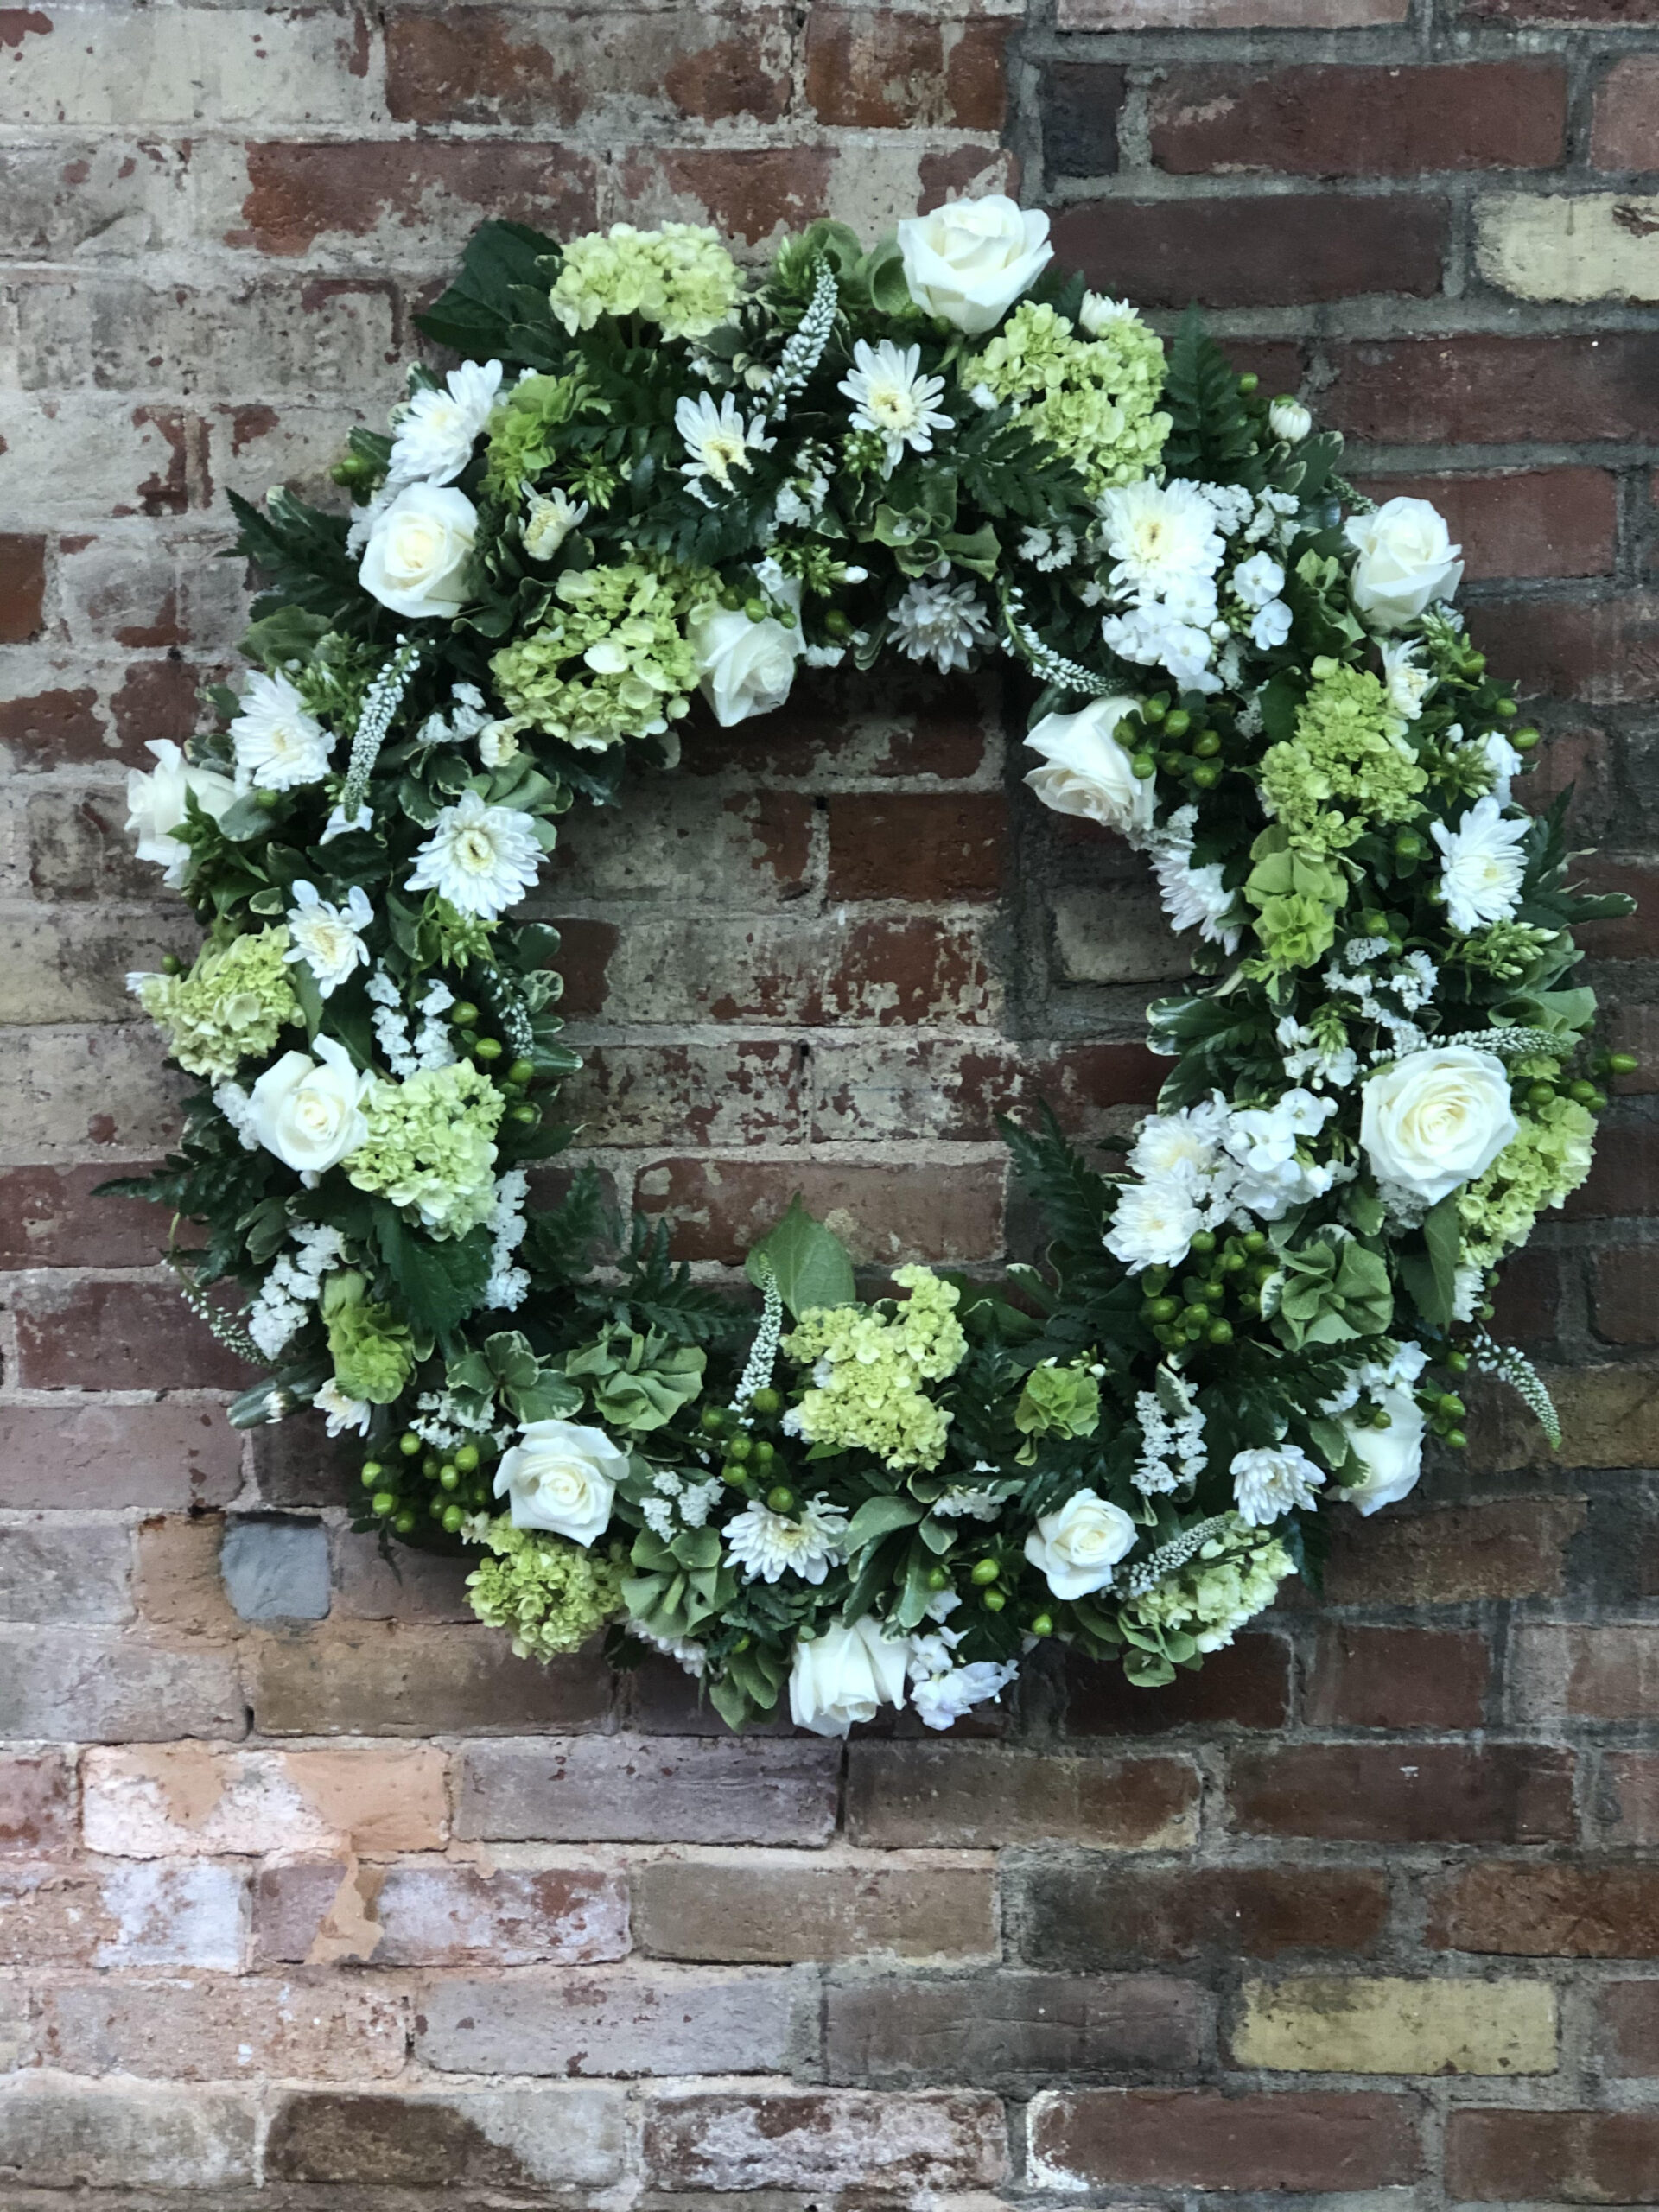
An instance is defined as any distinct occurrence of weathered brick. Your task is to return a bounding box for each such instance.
[825,1972,1208,2085]
[806,10,1010,129]
[810,1036,1161,1145]
[617,139,1016,251]
[254,1859,629,1968]
[331,1530,475,1622]
[1322,334,1659,447]
[563,1040,804,1147]
[635,1855,997,1964]
[1058,0,1406,18]
[1513,1623,1659,1720]
[1042,62,1126,176]
[0,1756,73,1859]
[637,1155,1006,1268]
[0,535,46,642]
[1601,1981,1659,2075]
[245,1624,613,1736]
[826,792,1007,900]
[0,909,198,1026]
[459,1736,841,1845]
[0,2076,256,2190]
[12,1276,253,1392]
[0,1519,129,1626]
[83,1745,449,1858]
[1469,594,1659,707]
[1592,1243,1659,1342]
[1592,55,1659,170]
[32,1977,406,2082]
[1447,2107,1659,2203]
[1431,1862,1659,1956]
[132,1515,238,1641]
[550,783,813,902]
[249,1407,362,1508]
[1065,1637,1290,1733]
[1353,469,1615,582]
[0,396,213,524]
[1050,883,1195,984]
[848,1744,1198,1849]
[1017,1860,1391,1968]
[0,1023,190,1164]
[0,1630,242,1743]
[1478,192,1659,304]
[418,1967,803,2076]
[0,136,192,260]
[1548,1365,1659,1468]
[1306,1626,1491,1730]
[1602,1751,1659,1845]
[265,2087,626,2189]
[0,1163,178,1268]
[1228,1744,1576,1844]
[1029,2086,1421,2191]
[1051,194,1446,308]
[643,2087,1007,2193]
[1323,1496,1585,1602]
[1231,1975,1557,2075]
[0,1859,245,1973]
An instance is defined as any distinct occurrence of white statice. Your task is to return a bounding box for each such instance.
[388,359,502,486]
[724,1495,849,1586]
[1381,639,1435,721]
[313,1378,372,1438]
[839,339,952,472]
[483,1167,531,1312]
[932,1484,1007,1522]
[523,486,589,560]
[675,391,774,499]
[1135,1370,1206,1496]
[1231,1443,1325,1527]
[1276,1014,1359,1092]
[406,788,543,921]
[1148,805,1241,951]
[231,671,333,792]
[1432,794,1529,933]
[890,566,994,673]
[246,1223,345,1362]
[284,880,372,998]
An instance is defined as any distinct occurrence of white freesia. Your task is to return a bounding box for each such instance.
[1360,1045,1518,1205]
[688,595,802,728]
[1340,1386,1426,1516]
[231,671,333,793]
[1344,496,1464,631]
[895,194,1052,334]
[124,740,236,887]
[1431,794,1529,933]
[523,487,588,561]
[406,788,543,920]
[1023,1487,1138,1600]
[247,1035,372,1177]
[284,880,372,997]
[388,359,502,486]
[359,483,478,619]
[1231,1444,1325,1528]
[1023,696,1154,841]
[493,1418,628,1547]
[788,1615,911,1738]
[1268,397,1312,443]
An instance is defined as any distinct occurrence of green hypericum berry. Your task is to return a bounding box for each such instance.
[438,1465,460,1492]
[1195,731,1221,758]
[1164,709,1192,739]
[1513,727,1541,750]
[982,1589,1007,1612]
[1447,1428,1469,1451]
[750,1386,782,1416]
[509,1103,540,1126]
[1030,1611,1054,1637]
[1207,1318,1234,1345]
[1191,1230,1216,1255]
[371,1490,396,1517]
[751,1440,775,1467]
[927,1567,951,1591]
[392,1510,416,1535]
[450,1002,479,1027]
[1568,1079,1597,1104]
[970,1557,1000,1586]
[360,1462,382,1486]
[765,1484,797,1515]
[505,1058,536,1086]
[1131,753,1157,779]
[454,1445,480,1473]
[726,1433,753,1462]
[1192,761,1220,789]
[441,1503,465,1533]
[1237,372,1259,393]
[1146,1294,1180,1323]
[399,1432,423,1457]
[474,1036,504,1062]
[700,1405,727,1435]
[1609,1052,1639,1076]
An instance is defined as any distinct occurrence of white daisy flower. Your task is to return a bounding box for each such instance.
[314,1378,373,1439]
[523,486,590,561]
[890,569,994,673]
[722,1494,849,1586]
[838,339,953,473]
[388,359,503,487]
[284,880,372,998]
[230,671,333,793]
[1098,479,1225,604]
[1231,1444,1325,1528]
[1431,794,1530,934]
[675,391,774,496]
[405,788,543,922]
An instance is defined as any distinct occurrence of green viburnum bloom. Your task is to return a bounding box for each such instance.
[1014,1359,1103,1442]
[321,1270,416,1405]
[482,372,590,498]
[784,1265,968,1472]
[1266,1236,1394,1351]
[972,301,1170,497]
[564,1329,707,1433]
[1258,660,1427,857]
[548,223,743,341]
[133,926,300,1081]
[345,1060,504,1239]
[1125,1516,1295,1656]
[1457,1097,1595,1268]
[466,1521,624,1660]
[491,562,703,751]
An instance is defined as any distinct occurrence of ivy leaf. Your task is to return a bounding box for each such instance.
[373,1205,492,1340]
[746,1195,855,1319]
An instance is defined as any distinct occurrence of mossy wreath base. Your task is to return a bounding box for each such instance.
[109,202,1632,1737]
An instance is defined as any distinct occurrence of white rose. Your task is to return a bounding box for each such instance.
[247,1035,372,1177]
[788,1615,911,1738]
[1344,496,1464,632]
[1024,1486,1138,1601]
[688,601,802,728]
[1341,1386,1426,1517]
[359,483,478,620]
[896,194,1052,336]
[1023,696,1154,841]
[493,1418,628,1548]
[1268,397,1312,443]
[1360,1045,1518,1205]
[124,740,237,889]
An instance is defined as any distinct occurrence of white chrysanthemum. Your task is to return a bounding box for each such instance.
[723,1494,849,1586]
[1231,1444,1325,1528]
[1149,807,1242,951]
[675,391,774,494]
[890,570,994,673]
[1380,639,1435,721]
[405,788,543,921]
[838,338,952,471]
[389,359,503,486]
[1128,1096,1228,1185]
[284,880,372,998]
[314,1378,372,1439]
[523,486,589,560]
[1098,479,1224,603]
[1077,291,1140,336]
[231,671,333,793]
[1105,1177,1204,1273]
[1431,794,1529,933]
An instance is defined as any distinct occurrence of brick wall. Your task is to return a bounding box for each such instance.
[2,0,1658,2199]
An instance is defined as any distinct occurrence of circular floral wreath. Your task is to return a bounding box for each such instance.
[112,199,1633,1738]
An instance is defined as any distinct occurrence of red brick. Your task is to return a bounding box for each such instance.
[1150,61,1565,176]
[253,1860,630,1968]
[826,793,1007,901]
[1051,194,1446,308]
[1465,0,1659,18]
[1569,860,1657,961]
[0,1164,175,1268]
[1611,1001,1659,1094]
[563,1042,803,1149]
[1604,1752,1659,1844]
[1353,470,1614,582]
[805,11,1011,130]
[27,787,169,900]
[108,656,209,754]
[1602,1982,1659,2075]
[0,533,46,641]
[1065,1636,1290,1733]
[1593,1245,1659,1342]
[1490,1246,1563,1340]
[1447,2107,1659,2203]
[1468,594,1659,708]
[244,1624,614,1737]
[0,685,108,770]
[847,1744,1198,1849]
[1030,2088,1421,2192]
[1043,62,1126,176]
[643,2088,1007,2193]
[1061,0,1408,18]
[1323,334,1659,446]
[0,1400,241,1511]
[636,1157,1007,1268]
[1323,1497,1584,1603]
[621,146,842,247]
[12,1277,255,1391]
[1592,56,1659,169]
[1517,1623,1659,1720]
[683,674,991,781]
[33,1976,405,2082]
[548,917,617,1019]
[0,1752,73,1856]
[250,1408,362,1509]
[1435,1860,1659,1955]
[810,1037,1163,1145]
[1563,1116,1659,1216]
[1228,1744,1575,1844]
[233,138,600,258]
[1306,1627,1491,1730]
[1017,1862,1391,1967]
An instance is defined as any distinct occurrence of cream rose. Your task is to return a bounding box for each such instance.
[1340,1386,1426,1517]
[1023,697,1154,841]
[1024,1486,1138,1601]
[688,601,802,728]
[1360,1045,1518,1205]
[247,1035,371,1177]
[359,484,478,619]
[788,1615,911,1738]
[125,740,237,889]
[1344,496,1464,632]
[493,1419,627,1547]
[896,194,1052,336]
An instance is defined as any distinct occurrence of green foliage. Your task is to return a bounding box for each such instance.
[1160,308,1264,488]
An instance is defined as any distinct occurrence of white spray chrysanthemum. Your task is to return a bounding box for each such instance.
[388,359,503,486]
[1230,1444,1325,1527]
[406,788,543,921]
[837,339,952,472]
[284,881,372,997]
[723,1494,849,1586]
[1431,794,1529,933]
[890,569,994,673]
[675,391,774,495]
[231,671,333,792]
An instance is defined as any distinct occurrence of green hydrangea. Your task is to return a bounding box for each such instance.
[973,302,1170,496]
[1458,1097,1595,1268]
[548,223,743,341]
[783,1265,968,1472]
[467,1521,624,1660]
[134,926,300,1081]
[1125,1516,1295,1654]
[1259,661,1427,856]
[483,372,588,498]
[1243,834,1348,971]
[492,562,702,750]
[321,1272,416,1405]
[1015,1360,1102,1441]
[346,1060,504,1238]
